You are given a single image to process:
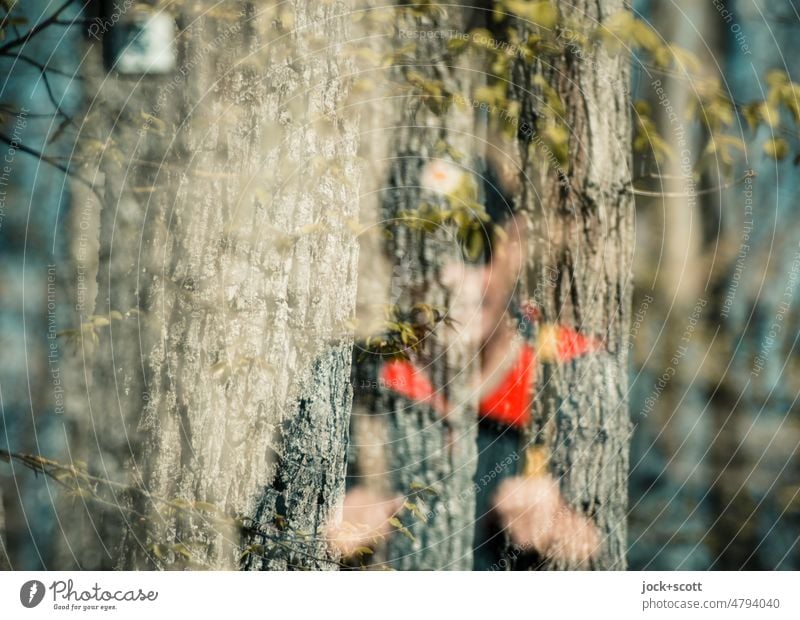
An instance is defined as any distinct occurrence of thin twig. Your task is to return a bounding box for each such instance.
[0,448,340,567]
[6,51,84,80]
[0,131,104,205]
[0,0,83,55]
[629,169,756,198]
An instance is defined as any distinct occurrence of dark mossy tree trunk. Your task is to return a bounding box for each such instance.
[67,0,362,570]
[512,0,634,570]
[375,7,481,571]
[0,489,9,569]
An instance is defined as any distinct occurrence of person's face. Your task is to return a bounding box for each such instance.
[442,214,527,347]
[479,215,527,342]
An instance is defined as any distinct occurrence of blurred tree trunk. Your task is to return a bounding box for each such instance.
[512,0,634,569]
[376,7,481,570]
[0,489,9,569]
[705,0,800,570]
[69,0,361,570]
[627,0,717,571]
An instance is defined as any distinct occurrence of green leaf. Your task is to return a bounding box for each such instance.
[596,11,636,50]
[91,315,110,327]
[389,516,416,541]
[398,526,416,541]
[465,229,485,261]
[503,0,557,29]
[150,544,166,559]
[172,543,192,558]
[742,102,762,130]
[704,134,745,165]
[404,500,429,523]
[631,20,661,53]
[765,69,789,89]
[764,137,789,160]
[540,123,570,166]
[239,543,264,561]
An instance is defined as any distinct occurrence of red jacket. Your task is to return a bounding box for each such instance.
[379,325,599,429]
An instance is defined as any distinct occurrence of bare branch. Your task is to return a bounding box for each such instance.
[0,0,84,55]
[630,170,756,198]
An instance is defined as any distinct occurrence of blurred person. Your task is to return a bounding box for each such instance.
[328,156,601,570]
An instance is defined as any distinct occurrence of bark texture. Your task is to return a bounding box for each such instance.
[70,0,361,569]
[513,0,634,569]
[376,8,481,571]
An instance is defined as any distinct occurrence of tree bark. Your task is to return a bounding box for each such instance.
[72,0,361,570]
[512,0,634,570]
[376,7,481,571]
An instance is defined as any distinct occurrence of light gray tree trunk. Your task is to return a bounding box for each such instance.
[68,0,362,570]
[627,0,717,570]
[512,0,634,570]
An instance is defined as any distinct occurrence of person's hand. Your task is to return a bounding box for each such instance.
[493,475,561,552]
[493,475,600,565]
[545,501,601,566]
[326,487,404,558]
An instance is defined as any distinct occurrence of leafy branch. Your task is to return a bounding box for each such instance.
[359,303,455,360]
[0,447,341,569]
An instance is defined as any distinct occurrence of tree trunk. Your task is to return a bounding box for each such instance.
[627,0,717,570]
[72,0,361,570]
[705,0,800,569]
[0,489,10,570]
[512,0,634,569]
[376,7,481,571]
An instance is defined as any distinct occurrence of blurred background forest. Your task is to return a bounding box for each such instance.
[0,0,798,570]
